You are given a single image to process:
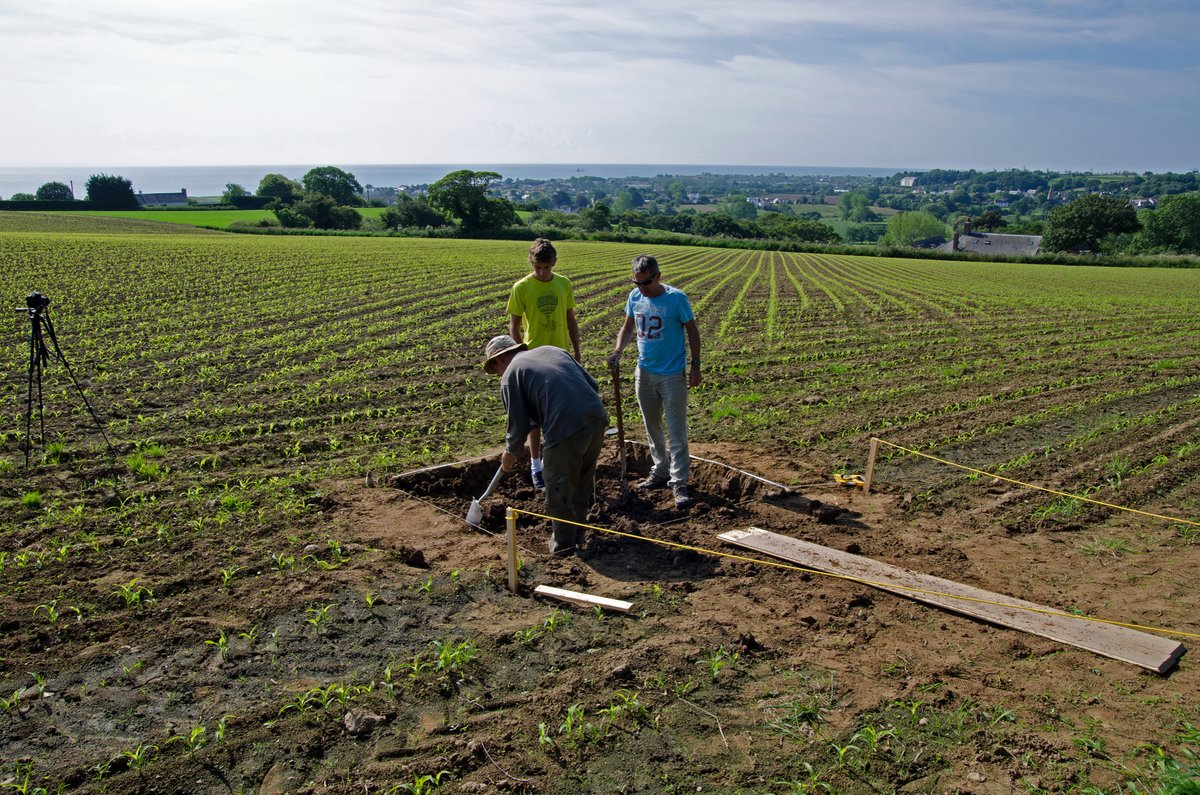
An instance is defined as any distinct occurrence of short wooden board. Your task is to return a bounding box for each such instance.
[533,585,633,613]
[719,527,1186,674]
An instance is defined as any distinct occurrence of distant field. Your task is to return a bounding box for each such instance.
[32,206,389,229]
[0,210,223,235]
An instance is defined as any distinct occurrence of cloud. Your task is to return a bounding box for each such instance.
[1,0,1197,169]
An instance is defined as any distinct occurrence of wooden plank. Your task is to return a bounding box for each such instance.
[533,585,633,613]
[719,527,1186,674]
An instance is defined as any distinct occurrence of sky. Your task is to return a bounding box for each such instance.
[2,0,1198,173]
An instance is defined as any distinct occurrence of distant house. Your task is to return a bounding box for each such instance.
[900,176,918,188]
[136,189,188,207]
[1131,197,1157,209]
[936,221,1042,256]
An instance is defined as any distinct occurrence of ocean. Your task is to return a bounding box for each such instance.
[0,163,903,199]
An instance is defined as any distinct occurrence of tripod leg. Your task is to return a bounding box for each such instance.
[25,318,37,467]
[35,328,47,455]
[40,312,114,456]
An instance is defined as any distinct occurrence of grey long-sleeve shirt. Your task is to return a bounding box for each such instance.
[500,346,608,455]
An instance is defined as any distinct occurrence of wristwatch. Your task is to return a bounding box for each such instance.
[691,359,701,367]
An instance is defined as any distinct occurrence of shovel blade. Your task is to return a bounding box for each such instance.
[466,499,483,526]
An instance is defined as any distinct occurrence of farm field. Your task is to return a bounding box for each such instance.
[30,207,390,230]
[1,213,1198,793]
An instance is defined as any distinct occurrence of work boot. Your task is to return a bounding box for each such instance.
[636,473,669,491]
[673,484,693,509]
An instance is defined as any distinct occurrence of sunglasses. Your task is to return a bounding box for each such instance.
[631,274,657,286]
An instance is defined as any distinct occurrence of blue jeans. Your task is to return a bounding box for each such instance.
[635,368,690,487]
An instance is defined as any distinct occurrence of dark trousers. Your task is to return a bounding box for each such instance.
[542,418,606,554]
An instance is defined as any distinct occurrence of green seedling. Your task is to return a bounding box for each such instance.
[306,604,335,632]
[406,653,427,683]
[700,646,739,681]
[386,771,449,794]
[168,725,208,754]
[238,625,260,644]
[119,742,158,772]
[673,678,696,698]
[852,724,896,752]
[21,491,42,509]
[114,579,155,609]
[33,598,82,624]
[218,564,243,589]
[1,689,22,712]
[432,637,478,675]
[2,764,45,795]
[327,539,350,563]
[559,703,588,744]
[271,552,296,574]
[829,739,860,770]
[543,608,571,633]
[214,714,232,742]
[364,591,378,608]
[205,629,230,658]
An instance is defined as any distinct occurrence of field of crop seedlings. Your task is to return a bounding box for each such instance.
[1,211,1198,794]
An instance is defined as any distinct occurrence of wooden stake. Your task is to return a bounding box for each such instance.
[506,506,518,594]
[533,585,632,612]
[864,437,879,494]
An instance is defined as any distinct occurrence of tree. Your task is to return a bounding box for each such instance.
[301,166,363,206]
[757,213,841,243]
[839,191,878,222]
[257,173,302,203]
[717,194,757,220]
[692,213,753,238]
[85,173,138,209]
[880,212,948,247]
[1140,192,1200,254]
[222,183,249,204]
[10,192,35,202]
[577,201,613,232]
[380,196,449,230]
[1041,194,1140,253]
[274,205,313,229]
[279,194,363,230]
[427,170,519,233]
[971,209,1005,231]
[35,181,74,201]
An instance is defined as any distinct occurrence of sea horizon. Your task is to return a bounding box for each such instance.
[0,163,905,199]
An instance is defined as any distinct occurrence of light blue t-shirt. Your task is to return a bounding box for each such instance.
[624,285,695,375]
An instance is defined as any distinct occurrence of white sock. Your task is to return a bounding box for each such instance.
[531,458,543,474]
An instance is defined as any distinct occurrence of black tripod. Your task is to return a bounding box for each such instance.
[19,292,113,466]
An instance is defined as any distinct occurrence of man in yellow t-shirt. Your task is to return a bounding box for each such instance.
[507,238,582,488]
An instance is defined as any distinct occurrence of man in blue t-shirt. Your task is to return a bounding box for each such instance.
[606,254,702,509]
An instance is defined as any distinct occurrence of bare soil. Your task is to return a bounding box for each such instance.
[5,440,1194,794]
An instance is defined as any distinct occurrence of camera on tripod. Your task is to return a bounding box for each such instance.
[16,290,113,465]
[26,291,51,313]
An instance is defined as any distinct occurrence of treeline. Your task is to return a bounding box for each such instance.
[522,206,841,244]
[888,168,1200,199]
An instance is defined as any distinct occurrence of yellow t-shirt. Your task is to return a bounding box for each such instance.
[506,273,575,350]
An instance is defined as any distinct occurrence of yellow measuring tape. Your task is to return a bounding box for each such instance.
[511,508,1199,641]
[874,437,1200,529]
